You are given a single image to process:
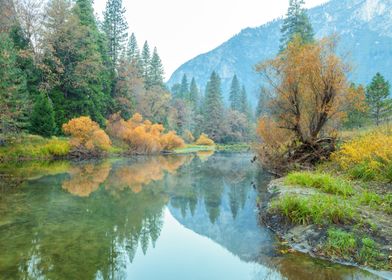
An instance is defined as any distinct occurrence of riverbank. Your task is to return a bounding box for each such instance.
[0,134,250,162]
[259,172,392,273]
[258,125,392,273]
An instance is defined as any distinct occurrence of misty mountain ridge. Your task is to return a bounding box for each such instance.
[168,0,392,105]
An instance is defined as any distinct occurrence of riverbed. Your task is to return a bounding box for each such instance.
[0,153,384,279]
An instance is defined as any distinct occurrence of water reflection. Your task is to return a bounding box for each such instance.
[0,154,384,280]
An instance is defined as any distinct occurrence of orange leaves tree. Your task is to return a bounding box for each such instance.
[62,116,111,157]
[255,37,365,172]
[106,113,184,154]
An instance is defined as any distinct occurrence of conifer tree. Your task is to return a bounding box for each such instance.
[0,32,28,134]
[103,0,128,66]
[280,0,314,51]
[203,71,224,142]
[189,77,199,107]
[229,75,241,111]
[30,93,56,137]
[366,73,392,126]
[126,33,143,77]
[141,41,151,83]
[148,47,164,89]
[179,74,189,100]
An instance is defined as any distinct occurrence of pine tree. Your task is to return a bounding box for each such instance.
[147,47,164,89]
[203,71,224,142]
[0,32,28,134]
[179,74,189,100]
[127,33,139,61]
[30,93,56,137]
[229,75,241,111]
[366,73,392,126]
[103,0,128,67]
[189,77,199,107]
[141,41,151,83]
[280,0,314,51]
[43,0,108,127]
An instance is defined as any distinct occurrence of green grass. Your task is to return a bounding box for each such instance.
[285,172,354,197]
[270,194,356,225]
[0,135,70,161]
[359,237,381,263]
[216,143,250,152]
[356,191,392,214]
[324,228,356,257]
[174,144,215,154]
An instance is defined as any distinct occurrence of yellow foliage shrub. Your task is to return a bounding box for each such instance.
[195,133,215,146]
[106,113,184,154]
[332,128,392,180]
[62,116,111,155]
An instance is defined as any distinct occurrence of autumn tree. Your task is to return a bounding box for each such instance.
[366,73,391,126]
[256,37,364,172]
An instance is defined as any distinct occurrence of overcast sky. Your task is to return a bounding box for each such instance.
[94,0,329,80]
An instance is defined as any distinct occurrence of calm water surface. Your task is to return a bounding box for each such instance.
[0,153,386,279]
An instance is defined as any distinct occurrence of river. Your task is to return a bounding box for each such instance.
[0,153,385,279]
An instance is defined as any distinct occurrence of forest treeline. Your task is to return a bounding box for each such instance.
[0,0,255,144]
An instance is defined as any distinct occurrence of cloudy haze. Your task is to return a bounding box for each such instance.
[94,0,329,80]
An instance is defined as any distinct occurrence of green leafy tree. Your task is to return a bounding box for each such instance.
[366,73,392,126]
[0,32,28,134]
[203,71,225,142]
[103,0,128,67]
[280,0,314,51]
[30,93,56,137]
[229,75,241,111]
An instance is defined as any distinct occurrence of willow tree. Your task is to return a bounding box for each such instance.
[256,37,365,172]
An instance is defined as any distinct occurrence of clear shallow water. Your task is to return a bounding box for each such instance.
[0,153,384,279]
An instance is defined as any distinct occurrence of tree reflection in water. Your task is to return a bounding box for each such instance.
[0,154,382,280]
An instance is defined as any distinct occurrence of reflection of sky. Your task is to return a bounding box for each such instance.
[125,208,283,280]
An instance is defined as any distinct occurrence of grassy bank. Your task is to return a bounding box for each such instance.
[263,126,392,270]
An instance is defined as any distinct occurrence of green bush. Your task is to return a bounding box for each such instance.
[285,172,354,197]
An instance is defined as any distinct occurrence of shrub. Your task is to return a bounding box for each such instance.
[183,130,195,144]
[195,133,215,146]
[45,139,70,157]
[62,116,111,156]
[106,113,185,154]
[332,129,392,181]
[285,172,354,197]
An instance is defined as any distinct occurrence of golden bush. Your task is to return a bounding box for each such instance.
[106,113,184,154]
[195,133,215,146]
[62,116,111,155]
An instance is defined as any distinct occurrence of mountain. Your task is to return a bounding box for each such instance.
[167,0,392,106]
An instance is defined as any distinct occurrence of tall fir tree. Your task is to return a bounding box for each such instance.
[203,71,224,142]
[141,41,151,83]
[126,33,143,77]
[189,77,199,107]
[229,75,241,111]
[103,0,128,67]
[43,0,108,128]
[366,73,392,126]
[179,74,189,100]
[147,47,164,89]
[280,0,314,51]
[0,32,28,134]
[30,93,56,137]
